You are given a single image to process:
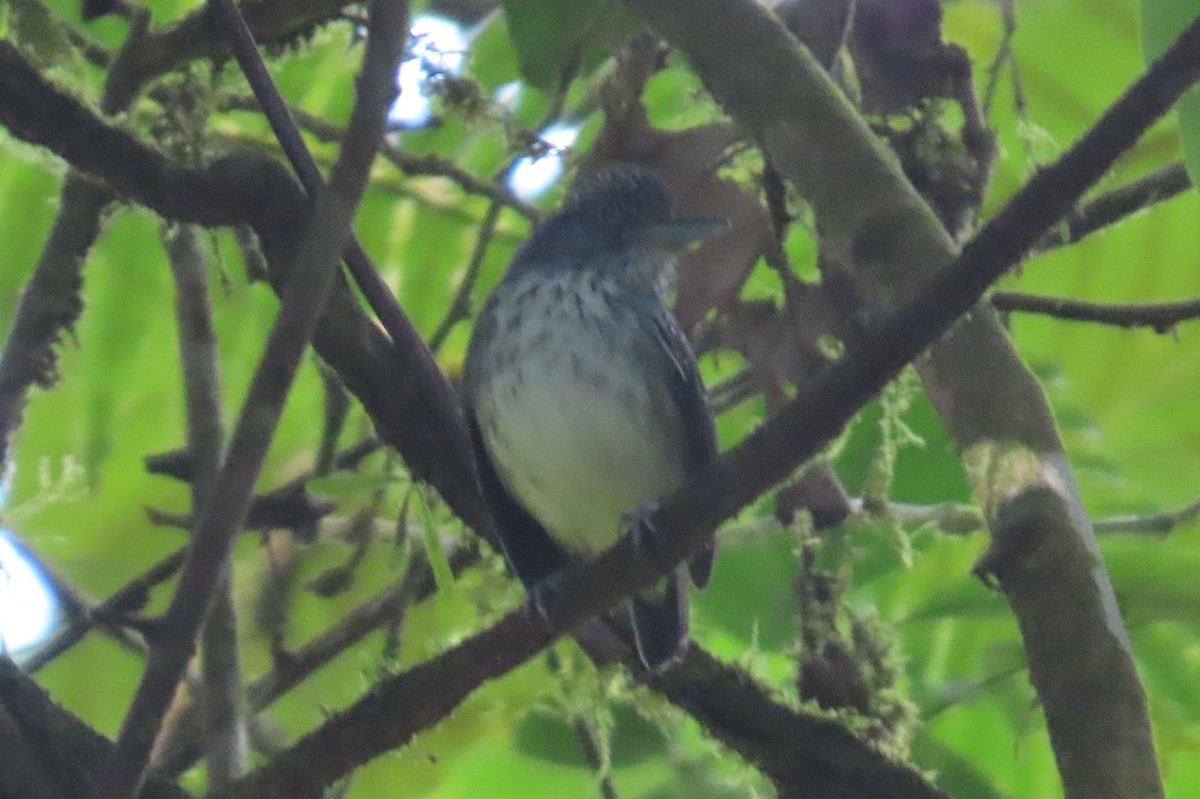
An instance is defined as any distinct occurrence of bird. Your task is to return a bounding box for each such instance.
[462,164,722,668]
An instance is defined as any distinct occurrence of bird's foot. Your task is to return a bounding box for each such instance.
[624,501,671,571]
[524,572,566,622]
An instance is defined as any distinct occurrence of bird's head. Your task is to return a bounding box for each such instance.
[510,164,726,276]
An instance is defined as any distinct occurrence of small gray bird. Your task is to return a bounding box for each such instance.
[463,164,721,668]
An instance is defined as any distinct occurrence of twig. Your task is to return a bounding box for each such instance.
[1,38,495,539]
[1094,496,1200,536]
[1034,161,1192,251]
[992,291,1200,332]
[981,0,1017,115]
[88,4,411,798]
[26,439,380,675]
[0,5,161,470]
[428,199,502,352]
[571,717,619,799]
[23,548,188,673]
[211,12,490,542]
[707,368,762,415]
[221,96,540,220]
[149,545,479,779]
[164,223,246,788]
[205,0,479,511]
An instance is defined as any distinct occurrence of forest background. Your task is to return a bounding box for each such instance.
[0,0,1199,798]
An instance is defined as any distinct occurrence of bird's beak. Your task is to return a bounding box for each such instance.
[641,218,729,251]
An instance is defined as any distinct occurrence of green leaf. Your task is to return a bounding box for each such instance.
[500,0,634,91]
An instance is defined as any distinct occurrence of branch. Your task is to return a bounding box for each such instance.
[148,545,480,779]
[221,96,541,220]
[1035,161,1192,251]
[23,548,188,673]
[991,291,1200,332]
[0,0,359,471]
[97,0,357,109]
[88,4,412,798]
[225,6,1200,796]
[23,439,376,675]
[620,3,1199,798]
[164,223,247,788]
[224,9,1200,798]
[428,199,502,352]
[4,7,1197,798]
[0,34,494,536]
[0,6,162,469]
[1094,496,1200,536]
[207,0,486,542]
[650,647,948,799]
[0,658,193,799]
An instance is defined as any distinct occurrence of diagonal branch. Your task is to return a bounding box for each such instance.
[226,9,1200,798]
[206,0,484,539]
[220,96,540,219]
[1094,496,1200,536]
[0,36,494,538]
[164,223,247,789]
[991,291,1200,332]
[0,0,368,472]
[87,4,412,798]
[622,3,1198,798]
[5,8,1200,798]
[1034,161,1192,251]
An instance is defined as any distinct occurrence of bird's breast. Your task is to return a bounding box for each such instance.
[472,271,689,557]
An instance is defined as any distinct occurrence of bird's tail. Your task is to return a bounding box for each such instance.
[629,566,689,669]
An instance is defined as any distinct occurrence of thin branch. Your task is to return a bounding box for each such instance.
[5,7,1197,796]
[428,199,502,352]
[707,368,762,415]
[26,434,379,673]
[207,8,491,544]
[149,545,480,779]
[1094,497,1200,536]
[0,3,162,470]
[0,3,369,477]
[992,291,1200,332]
[98,0,360,110]
[571,717,619,799]
[207,0,469,468]
[221,96,540,220]
[4,5,496,538]
[23,548,188,673]
[164,223,247,788]
[88,4,411,798]
[981,0,1017,115]
[1035,161,1192,251]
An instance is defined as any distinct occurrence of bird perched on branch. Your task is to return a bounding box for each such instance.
[463,164,722,668]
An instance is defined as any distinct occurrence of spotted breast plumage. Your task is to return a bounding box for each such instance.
[463,164,720,668]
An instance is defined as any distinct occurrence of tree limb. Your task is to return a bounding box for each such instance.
[223,8,1200,796]
[88,3,412,797]
[620,3,1196,797]
[991,291,1200,332]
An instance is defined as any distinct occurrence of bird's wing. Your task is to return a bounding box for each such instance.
[650,308,719,588]
[469,402,682,670]
[465,406,569,590]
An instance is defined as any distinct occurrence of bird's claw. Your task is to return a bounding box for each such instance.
[525,573,564,622]
[624,501,670,570]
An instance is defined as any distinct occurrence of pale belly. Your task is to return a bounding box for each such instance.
[475,328,688,557]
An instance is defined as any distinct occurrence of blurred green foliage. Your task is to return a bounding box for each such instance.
[0,1,1198,797]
